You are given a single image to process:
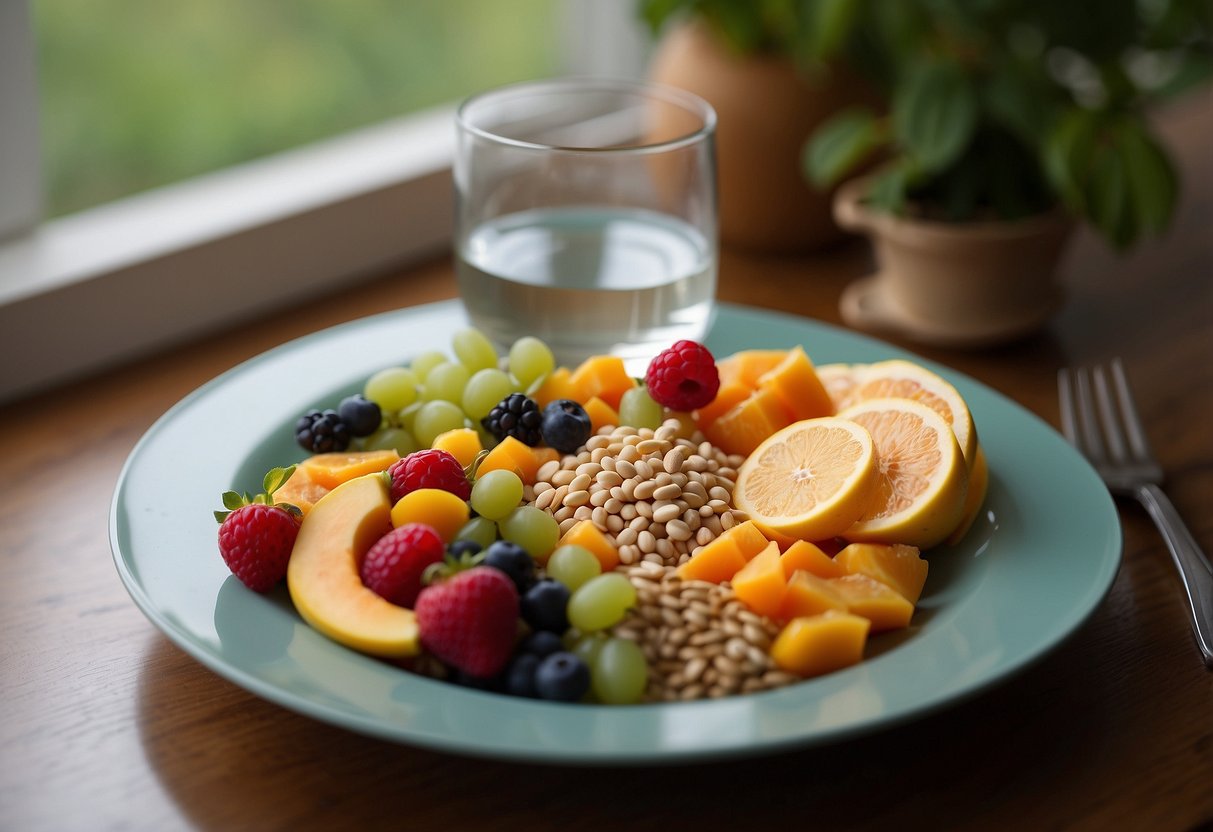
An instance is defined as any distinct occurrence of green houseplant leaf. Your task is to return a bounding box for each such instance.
[891,59,977,174]
[803,107,885,187]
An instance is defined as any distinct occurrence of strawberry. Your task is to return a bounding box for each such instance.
[215,466,303,593]
[415,565,520,678]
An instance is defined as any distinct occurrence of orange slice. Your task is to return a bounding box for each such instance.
[733,417,878,542]
[843,360,977,467]
[945,442,988,546]
[837,398,968,549]
[815,363,862,411]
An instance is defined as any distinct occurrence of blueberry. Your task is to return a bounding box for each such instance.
[448,667,506,692]
[541,399,592,454]
[534,652,591,702]
[482,540,536,593]
[520,579,570,634]
[337,394,383,437]
[504,653,541,698]
[447,539,483,560]
[519,629,564,658]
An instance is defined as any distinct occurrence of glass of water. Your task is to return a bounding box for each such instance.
[454,78,718,370]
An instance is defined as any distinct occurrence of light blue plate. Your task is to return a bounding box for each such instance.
[110,301,1121,764]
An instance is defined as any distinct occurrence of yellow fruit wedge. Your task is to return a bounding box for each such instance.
[733,417,878,542]
[837,398,969,549]
[843,359,978,467]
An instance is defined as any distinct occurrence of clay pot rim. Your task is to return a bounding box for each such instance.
[456,77,717,156]
[834,174,1075,244]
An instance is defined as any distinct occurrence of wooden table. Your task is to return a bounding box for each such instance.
[3,95,1210,831]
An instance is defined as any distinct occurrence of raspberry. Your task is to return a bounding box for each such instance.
[644,340,721,411]
[217,503,301,592]
[360,523,447,608]
[387,449,471,503]
[482,393,543,446]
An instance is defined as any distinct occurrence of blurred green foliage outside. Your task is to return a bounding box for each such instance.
[34,0,563,216]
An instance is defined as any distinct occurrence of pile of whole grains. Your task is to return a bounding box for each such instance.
[611,562,800,701]
[523,419,750,569]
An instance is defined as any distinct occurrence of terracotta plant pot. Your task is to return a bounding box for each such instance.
[648,21,876,253]
[834,177,1075,348]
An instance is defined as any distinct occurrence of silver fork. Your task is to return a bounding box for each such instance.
[1058,359,1213,667]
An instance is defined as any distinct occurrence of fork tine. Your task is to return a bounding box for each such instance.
[1110,358,1155,462]
[1058,367,1080,444]
[1074,366,1108,462]
[1093,364,1129,464]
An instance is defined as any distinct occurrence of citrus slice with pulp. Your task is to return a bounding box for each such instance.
[733,417,878,542]
[815,363,862,411]
[944,442,988,546]
[837,398,969,549]
[843,360,978,467]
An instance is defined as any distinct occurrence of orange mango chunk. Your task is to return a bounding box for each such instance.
[693,382,751,430]
[390,488,469,542]
[780,539,848,579]
[717,520,771,561]
[569,355,636,410]
[704,386,794,457]
[770,611,870,677]
[300,449,400,490]
[558,519,620,572]
[274,465,331,517]
[731,542,787,619]
[756,345,835,420]
[827,574,915,632]
[835,542,929,604]
[677,535,747,584]
[478,436,542,484]
[779,570,849,620]
[716,349,787,389]
[532,367,581,408]
[431,428,482,468]
[531,446,561,471]
[582,396,621,433]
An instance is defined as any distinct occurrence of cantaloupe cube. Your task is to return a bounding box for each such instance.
[532,367,581,408]
[430,428,482,468]
[779,570,849,620]
[274,465,331,517]
[569,355,635,410]
[717,520,771,561]
[730,542,786,618]
[677,535,747,584]
[582,396,621,432]
[477,436,541,484]
[703,387,795,457]
[780,539,848,579]
[558,519,620,572]
[299,449,401,490]
[716,349,787,389]
[693,382,752,429]
[770,611,870,678]
[756,345,835,420]
[827,574,915,632]
[835,543,929,604]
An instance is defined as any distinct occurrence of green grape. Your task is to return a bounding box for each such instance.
[498,505,560,560]
[571,631,607,667]
[508,336,556,388]
[397,401,424,432]
[618,386,664,430]
[364,367,419,412]
[462,368,516,421]
[455,516,498,550]
[421,361,470,403]
[470,469,524,520]
[409,350,449,381]
[591,637,648,704]
[363,426,419,456]
[546,544,602,592]
[452,328,498,372]
[567,572,637,632]
[413,400,468,447]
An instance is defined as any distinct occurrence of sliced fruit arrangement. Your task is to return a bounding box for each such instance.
[214,329,988,703]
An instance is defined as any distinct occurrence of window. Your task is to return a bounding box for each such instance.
[0,0,652,402]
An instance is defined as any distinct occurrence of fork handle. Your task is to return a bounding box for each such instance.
[1136,484,1213,668]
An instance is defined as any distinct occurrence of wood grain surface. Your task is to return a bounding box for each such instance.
[2,95,1209,831]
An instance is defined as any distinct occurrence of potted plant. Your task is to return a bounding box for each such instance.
[801,0,1211,346]
[642,0,883,252]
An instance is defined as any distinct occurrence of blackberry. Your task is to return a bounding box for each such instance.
[481,393,543,446]
[295,409,351,453]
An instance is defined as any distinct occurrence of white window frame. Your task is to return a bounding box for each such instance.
[0,0,652,404]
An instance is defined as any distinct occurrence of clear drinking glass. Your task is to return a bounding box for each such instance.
[454,78,718,371]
